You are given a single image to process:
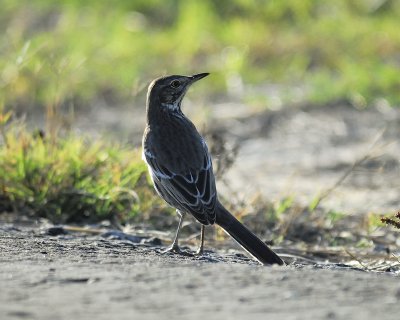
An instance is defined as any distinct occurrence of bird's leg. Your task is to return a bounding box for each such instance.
[163,210,186,253]
[195,225,205,255]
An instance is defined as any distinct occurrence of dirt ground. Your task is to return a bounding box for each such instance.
[3,100,400,319]
[218,102,400,215]
[71,98,400,214]
[1,225,400,320]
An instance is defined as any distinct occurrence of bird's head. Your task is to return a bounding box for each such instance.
[146,73,209,114]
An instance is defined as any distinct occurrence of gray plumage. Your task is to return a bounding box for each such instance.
[142,73,284,265]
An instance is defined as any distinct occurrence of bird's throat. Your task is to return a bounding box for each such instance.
[161,100,181,113]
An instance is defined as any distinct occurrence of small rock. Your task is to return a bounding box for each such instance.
[46,226,67,236]
[141,237,162,246]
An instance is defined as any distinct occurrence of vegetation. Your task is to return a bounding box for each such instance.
[0,110,164,222]
[381,212,400,230]
[1,1,399,224]
[1,0,400,111]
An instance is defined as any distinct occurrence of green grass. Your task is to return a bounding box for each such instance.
[0,112,165,223]
[1,0,400,224]
[1,0,400,111]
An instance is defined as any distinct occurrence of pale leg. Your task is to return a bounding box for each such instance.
[195,225,205,255]
[163,210,186,253]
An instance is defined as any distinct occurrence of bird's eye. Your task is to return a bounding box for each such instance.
[170,80,181,88]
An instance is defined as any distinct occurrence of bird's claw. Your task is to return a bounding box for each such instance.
[162,245,194,257]
[162,244,181,254]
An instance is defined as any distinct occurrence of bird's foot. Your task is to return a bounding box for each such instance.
[162,244,181,254]
[195,247,203,256]
[162,245,194,257]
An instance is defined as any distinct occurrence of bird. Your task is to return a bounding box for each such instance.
[142,73,284,265]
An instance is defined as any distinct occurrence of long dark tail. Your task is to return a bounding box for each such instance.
[215,201,284,265]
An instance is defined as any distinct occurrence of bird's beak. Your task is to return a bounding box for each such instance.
[190,73,209,83]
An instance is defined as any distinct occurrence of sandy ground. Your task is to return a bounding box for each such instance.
[1,226,400,320]
[5,99,400,319]
[218,103,400,214]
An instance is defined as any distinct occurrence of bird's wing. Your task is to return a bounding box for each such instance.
[144,143,217,225]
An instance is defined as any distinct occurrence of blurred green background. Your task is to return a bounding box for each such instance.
[1,0,400,112]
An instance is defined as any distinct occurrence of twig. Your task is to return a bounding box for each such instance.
[344,249,369,270]
[391,253,400,264]
[381,212,400,229]
[311,127,387,211]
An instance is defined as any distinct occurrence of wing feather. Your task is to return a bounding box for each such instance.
[144,143,216,225]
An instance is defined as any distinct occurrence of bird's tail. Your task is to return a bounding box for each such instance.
[215,201,284,265]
